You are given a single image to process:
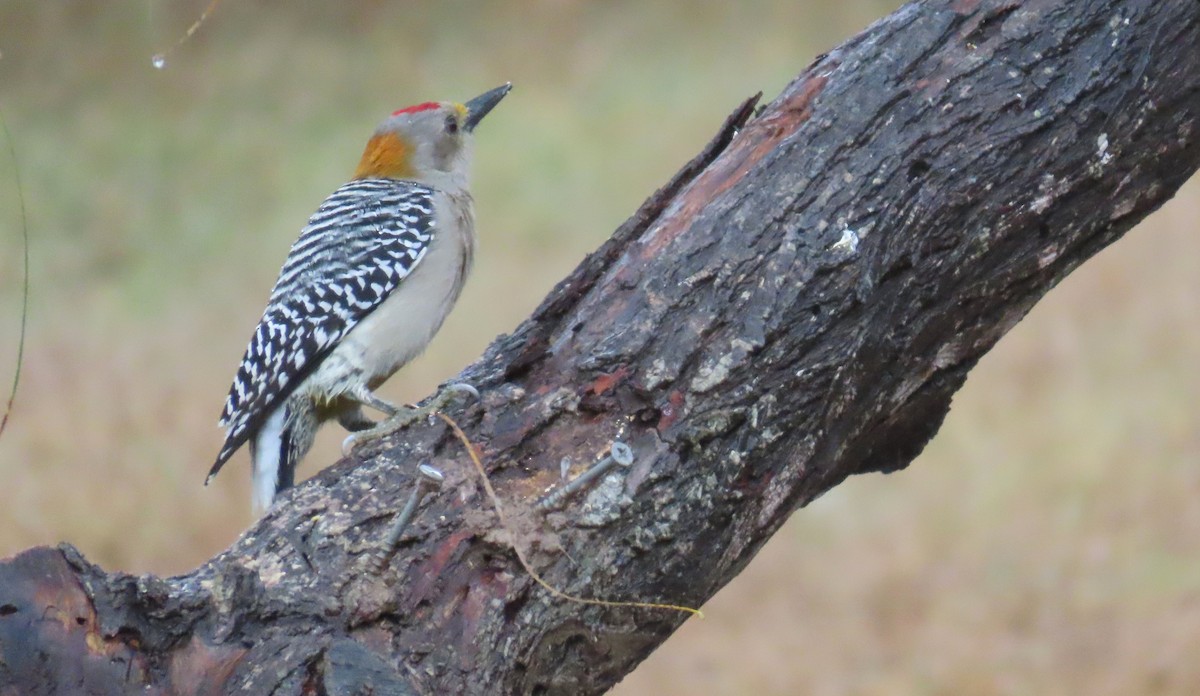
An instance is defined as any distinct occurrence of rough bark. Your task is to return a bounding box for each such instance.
[3,0,1198,693]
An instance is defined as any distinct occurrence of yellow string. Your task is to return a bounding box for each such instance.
[435,412,703,618]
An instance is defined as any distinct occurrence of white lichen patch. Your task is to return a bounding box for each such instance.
[574,473,632,527]
[1031,173,1059,214]
[1088,133,1115,177]
[1096,133,1113,165]
[241,553,288,589]
[642,357,674,389]
[830,227,860,254]
[691,359,731,394]
[313,500,355,536]
[755,464,804,530]
[542,386,580,414]
[758,426,782,445]
[1038,244,1062,269]
[691,338,756,392]
[682,267,717,288]
[749,393,777,429]
[1108,13,1130,47]
[933,336,967,371]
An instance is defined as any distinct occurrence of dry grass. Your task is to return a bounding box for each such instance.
[0,2,1196,693]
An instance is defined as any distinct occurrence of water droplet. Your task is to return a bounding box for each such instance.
[151,54,166,70]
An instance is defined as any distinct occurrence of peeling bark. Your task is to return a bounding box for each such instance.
[2,0,1198,693]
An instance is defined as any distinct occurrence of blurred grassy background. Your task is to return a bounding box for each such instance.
[0,1,1196,693]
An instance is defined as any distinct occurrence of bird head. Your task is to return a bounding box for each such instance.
[354,83,511,185]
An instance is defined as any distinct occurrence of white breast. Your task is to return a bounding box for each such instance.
[301,191,474,400]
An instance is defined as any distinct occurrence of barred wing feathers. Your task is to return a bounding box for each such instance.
[208,179,436,479]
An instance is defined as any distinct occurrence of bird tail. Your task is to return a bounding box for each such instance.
[248,402,318,516]
[249,406,289,515]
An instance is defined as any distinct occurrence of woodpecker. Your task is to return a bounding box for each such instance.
[208,83,511,514]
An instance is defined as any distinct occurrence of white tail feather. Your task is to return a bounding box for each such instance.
[251,406,287,516]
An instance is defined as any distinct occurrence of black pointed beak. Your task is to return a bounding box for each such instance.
[463,83,512,132]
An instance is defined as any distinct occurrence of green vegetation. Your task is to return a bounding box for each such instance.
[1,2,1196,693]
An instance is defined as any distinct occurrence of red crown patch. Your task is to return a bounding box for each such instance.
[391,102,439,116]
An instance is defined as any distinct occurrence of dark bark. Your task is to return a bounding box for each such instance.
[3,0,1198,693]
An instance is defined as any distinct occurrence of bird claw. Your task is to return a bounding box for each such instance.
[442,382,480,402]
[342,382,479,456]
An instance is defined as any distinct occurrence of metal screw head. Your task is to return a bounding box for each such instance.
[609,442,634,467]
[417,463,445,486]
[533,440,637,513]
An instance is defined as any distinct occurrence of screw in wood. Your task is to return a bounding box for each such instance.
[374,463,444,571]
[535,441,635,512]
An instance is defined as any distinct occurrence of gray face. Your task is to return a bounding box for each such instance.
[370,85,509,185]
[381,103,470,177]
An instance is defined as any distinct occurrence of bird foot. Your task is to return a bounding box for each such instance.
[342,383,480,455]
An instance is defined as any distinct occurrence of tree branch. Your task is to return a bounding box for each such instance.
[2,0,1198,693]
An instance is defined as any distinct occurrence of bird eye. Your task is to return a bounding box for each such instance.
[444,115,459,134]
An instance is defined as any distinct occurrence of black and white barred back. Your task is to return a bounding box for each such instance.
[209,178,436,478]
